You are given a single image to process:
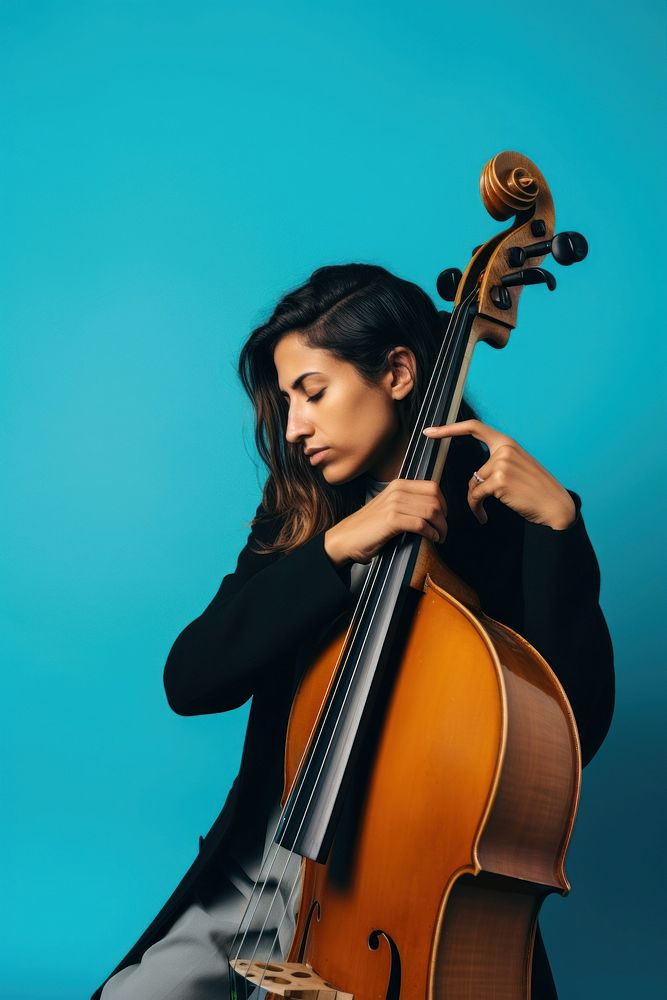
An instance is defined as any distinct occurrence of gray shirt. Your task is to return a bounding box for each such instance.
[349,473,389,596]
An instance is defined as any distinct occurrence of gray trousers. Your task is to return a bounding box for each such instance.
[101,835,301,999]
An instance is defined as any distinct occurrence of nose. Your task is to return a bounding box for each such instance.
[285,401,315,445]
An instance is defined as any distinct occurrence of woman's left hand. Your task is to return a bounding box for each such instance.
[423,419,577,530]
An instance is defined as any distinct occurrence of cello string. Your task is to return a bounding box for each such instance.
[226,557,383,982]
[226,540,389,966]
[231,288,477,990]
[252,292,478,992]
[227,543,390,990]
[231,290,475,996]
[230,289,477,989]
[225,303,467,970]
[247,291,478,991]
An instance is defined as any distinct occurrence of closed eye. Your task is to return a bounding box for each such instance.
[306,389,325,402]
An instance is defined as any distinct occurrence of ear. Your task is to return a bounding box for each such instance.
[386,345,416,401]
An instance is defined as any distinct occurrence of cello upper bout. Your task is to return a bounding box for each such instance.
[409,537,481,612]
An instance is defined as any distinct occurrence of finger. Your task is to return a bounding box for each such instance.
[400,503,447,542]
[422,419,506,453]
[404,514,444,544]
[469,495,488,524]
[390,478,447,496]
[412,492,448,536]
[467,455,492,524]
[469,455,494,483]
[466,476,496,524]
[392,494,447,542]
[389,479,448,516]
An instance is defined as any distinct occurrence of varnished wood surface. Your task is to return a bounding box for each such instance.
[263,560,580,998]
[473,612,581,889]
[409,536,480,610]
[434,875,542,999]
[456,151,556,345]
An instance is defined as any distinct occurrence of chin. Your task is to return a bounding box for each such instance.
[320,459,363,488]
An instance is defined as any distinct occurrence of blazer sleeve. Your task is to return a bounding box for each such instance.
[465,490,615,768]
[163,504,354,716]
[518,492,615,766]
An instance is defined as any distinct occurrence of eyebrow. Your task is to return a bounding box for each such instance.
[279,371,323,395]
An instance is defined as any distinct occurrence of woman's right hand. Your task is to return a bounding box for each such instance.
[324,479,448,567]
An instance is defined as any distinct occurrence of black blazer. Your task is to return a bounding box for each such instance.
[91,434,615,999]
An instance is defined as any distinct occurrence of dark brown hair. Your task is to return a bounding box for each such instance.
[238,262,475,555]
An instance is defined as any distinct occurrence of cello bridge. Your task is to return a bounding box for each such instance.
[229,959,353,998]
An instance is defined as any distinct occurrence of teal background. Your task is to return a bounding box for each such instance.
[2,2,665,997]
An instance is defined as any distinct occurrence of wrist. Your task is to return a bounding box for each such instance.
[324,526,351,567]
[544,492,577,530]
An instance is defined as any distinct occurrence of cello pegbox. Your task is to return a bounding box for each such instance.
[454,150,557,347]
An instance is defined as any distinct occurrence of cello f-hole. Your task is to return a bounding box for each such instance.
[296,899,321,963]
[368,929,402,1000]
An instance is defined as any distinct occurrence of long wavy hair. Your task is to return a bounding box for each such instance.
[238,263,477,555]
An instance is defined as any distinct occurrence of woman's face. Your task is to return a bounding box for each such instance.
[273,332,416,485]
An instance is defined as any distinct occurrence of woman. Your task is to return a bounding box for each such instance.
[93,263,614,999]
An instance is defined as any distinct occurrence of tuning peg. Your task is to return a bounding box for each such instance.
[501,267,557,291]
[507,231,588,268]
[507,245,531,267]
[490,286,512,310]
[436,268,463,302]
[551,231,588,265]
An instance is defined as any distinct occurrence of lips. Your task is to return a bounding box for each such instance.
[308,448,330,466]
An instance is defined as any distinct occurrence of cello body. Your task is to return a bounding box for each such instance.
[229,151,585,998]
[277,545,581,999]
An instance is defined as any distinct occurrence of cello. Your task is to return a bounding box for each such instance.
[229,151,588,999]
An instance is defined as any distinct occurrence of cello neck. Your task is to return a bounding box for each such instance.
[275,290,481,864]
[398,287,480,489]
